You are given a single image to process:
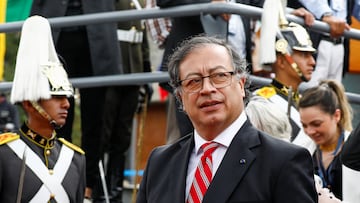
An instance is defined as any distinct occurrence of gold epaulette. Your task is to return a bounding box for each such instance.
[0,133,20,145]
[256,86,276,99]
[58,138,85,155]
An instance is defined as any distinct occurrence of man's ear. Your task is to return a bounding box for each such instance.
[238,76,246,85]
[271,53,283,69]
[176,90,182,102]
[175,91,185,112]
[239,77,246,97]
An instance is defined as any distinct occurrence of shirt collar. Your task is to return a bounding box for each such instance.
[271,79,300,104]
[194,111,247,154]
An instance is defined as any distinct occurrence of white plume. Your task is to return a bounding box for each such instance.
[259,0,287,65]
[11,16,60,104]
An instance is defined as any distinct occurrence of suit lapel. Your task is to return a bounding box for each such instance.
[203,121,261,203]
[168,135,194,203]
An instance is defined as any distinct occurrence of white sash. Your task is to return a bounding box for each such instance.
[7,139,73,203]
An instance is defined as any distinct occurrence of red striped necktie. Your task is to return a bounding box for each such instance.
[187,142,219,203]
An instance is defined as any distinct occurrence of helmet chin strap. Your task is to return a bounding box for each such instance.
[275,33,308,82]
[30,101,62,129]
[282,53,308,82]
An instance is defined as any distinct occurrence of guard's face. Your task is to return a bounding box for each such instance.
[178,44,245,133]
[39,96,70,126]
[299,106,341,146]
[291,50,315,81]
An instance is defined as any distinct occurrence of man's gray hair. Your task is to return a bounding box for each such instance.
[246,96,291,141]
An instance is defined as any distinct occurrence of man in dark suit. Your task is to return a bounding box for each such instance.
[136,36,317,203]
[341,121,360,171]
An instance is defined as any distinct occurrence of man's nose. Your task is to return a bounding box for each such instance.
[61,97,70,109]
[200,77,216,92]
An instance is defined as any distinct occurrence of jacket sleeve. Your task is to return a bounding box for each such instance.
[274,147,318,203]
[341,122,360,171]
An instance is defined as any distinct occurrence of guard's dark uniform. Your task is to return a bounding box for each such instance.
[255,79,300,138]
[254,79,316,153]
[0,123,86,203]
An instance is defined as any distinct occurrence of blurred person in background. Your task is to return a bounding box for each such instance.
[93,0,152,202]
[294,0,354,87]
[0,91,19,133]
[245,95,292,142]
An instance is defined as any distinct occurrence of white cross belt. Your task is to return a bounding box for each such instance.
[8,139,74,203]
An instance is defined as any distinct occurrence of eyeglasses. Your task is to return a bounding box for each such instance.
[178,71,235,93]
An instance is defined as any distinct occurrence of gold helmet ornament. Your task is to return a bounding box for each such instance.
[10,15,73,104]
[275,22,316,55]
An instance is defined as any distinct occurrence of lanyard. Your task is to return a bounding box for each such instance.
[316,131,344,188]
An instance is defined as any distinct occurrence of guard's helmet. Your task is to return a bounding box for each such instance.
[10,15,73,104]
[275,22,316,54]
[259,0,316,65]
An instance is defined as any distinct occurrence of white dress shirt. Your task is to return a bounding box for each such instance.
[185,111,247,199]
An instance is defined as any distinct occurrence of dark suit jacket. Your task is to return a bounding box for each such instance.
[136,120,317,203]
[341,122,360,171]
[31,0,123,76]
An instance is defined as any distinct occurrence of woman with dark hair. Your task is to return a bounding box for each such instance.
[299,79,360,202]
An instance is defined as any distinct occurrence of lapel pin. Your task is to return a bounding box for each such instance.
[239,159,246,164]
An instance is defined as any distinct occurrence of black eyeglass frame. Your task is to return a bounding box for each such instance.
[177,71,235,93]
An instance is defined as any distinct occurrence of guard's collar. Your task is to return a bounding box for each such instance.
[271,79,299,103]
[20,123,56,148]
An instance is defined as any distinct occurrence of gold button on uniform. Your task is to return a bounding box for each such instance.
[46,149,51,156]
[49,169,54,175]
[50,193,55,199]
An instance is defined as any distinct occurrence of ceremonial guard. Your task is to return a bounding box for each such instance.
[0,16,85,202]
[254,0,317,154]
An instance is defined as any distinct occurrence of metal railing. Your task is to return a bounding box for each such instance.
[0,2,359,104]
